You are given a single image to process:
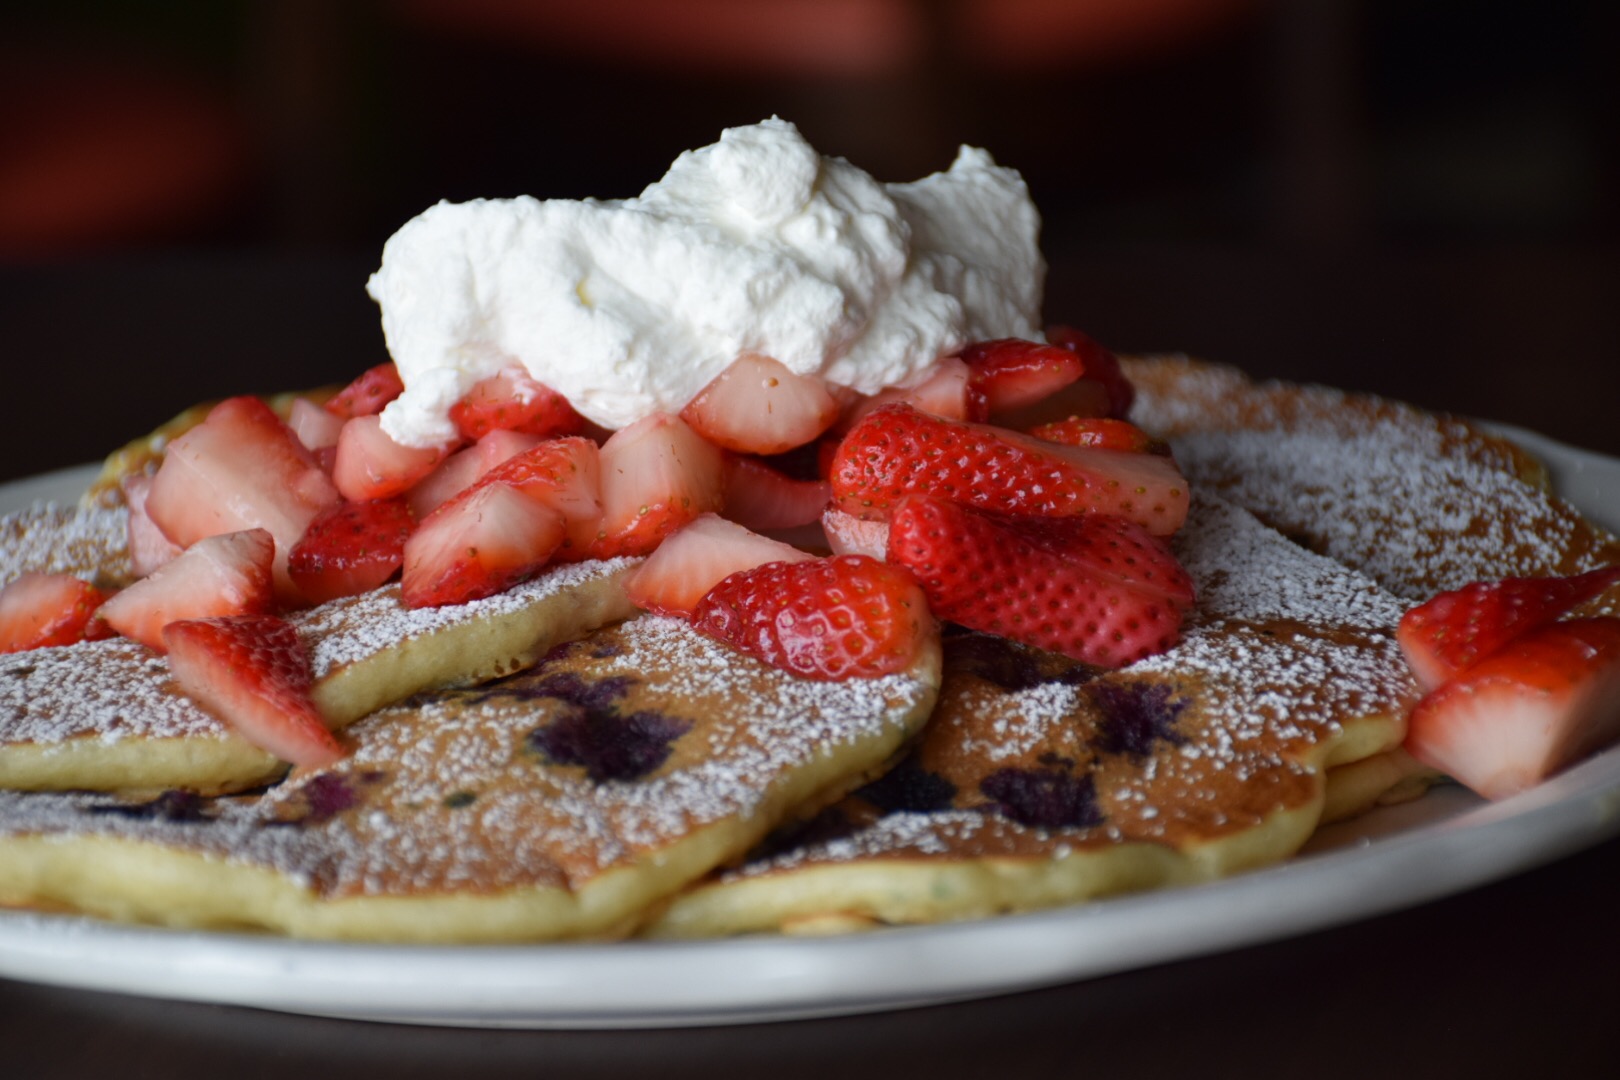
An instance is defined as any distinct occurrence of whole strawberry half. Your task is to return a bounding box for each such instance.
[690,555,933,681]
[1405,617,1620,800]
[829,403,1189,536]
[1397,566,1620,691]
[886,496,1192,668]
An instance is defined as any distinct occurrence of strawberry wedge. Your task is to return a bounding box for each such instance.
[1405,617,1620,800]
[98,528,276,651]
[625,514,812,616]
[830,403,1189,535]
[1397,567,1620,691]
[0,573,110,653]
[164,614,345,768]
[145,396,342,602]
[401,481,565,608]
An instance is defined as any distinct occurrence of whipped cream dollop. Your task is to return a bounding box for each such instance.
[368,117,1044,445]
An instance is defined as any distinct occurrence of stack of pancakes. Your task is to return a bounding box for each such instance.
[2,357,1614,941]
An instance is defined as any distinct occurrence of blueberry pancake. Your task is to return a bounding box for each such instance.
[646,494,1420,937]
[1123,355,1620,603]
[0,615,939,941]
[0,545,640,794]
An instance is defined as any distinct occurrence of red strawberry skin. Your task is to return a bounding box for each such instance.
[1397,567,1620,691]
[1405,617,1620,800]
[450,366,586,441]
[324,363,405,420]
[1029,416,1165,455]
[163,615,345,767]
[288,498,417,605]
[1047,325,1134,418]
[0,573,110,653]
[961,338,1083,413]
[690,555,932,681]
[887,496,1189,668]
[829,403,1189,535]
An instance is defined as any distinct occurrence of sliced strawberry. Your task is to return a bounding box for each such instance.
[332,414,453,503]
[145,395,342,601]
[681,353,840,455]
[98,529,276,651]
[288,499,416,605]
[887,496,1188,668]
[591,414,724,558]
[690,554,932,681]
[163,614,345,767]
[450,367,586,441]
[400,481,564,608]
[829,404,1190,536]
[406,430,545,518]
[407,444,489,519]
[1398,567,1620,692]
[822,507,890,560]
[450,365,586,441]
[1028,416,1167,455]
[288,396,346,454]
[0,573,110,653]
[838,357,984,431]
[324,363,404,420]
[722,454,832,531]
[961,339,1084,413]
[1405,617,1620,800]
[1047,325,1134,419]
[121,473,183,578]
[625,514,812,616]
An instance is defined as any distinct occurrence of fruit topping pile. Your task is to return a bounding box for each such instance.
[0,327,1196,769]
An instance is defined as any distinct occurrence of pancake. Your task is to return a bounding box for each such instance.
[1123,355,1620,602]
[0,615,940,942]
[0,502,132,590]
[645,493,1420,937]
[0,558,640,794]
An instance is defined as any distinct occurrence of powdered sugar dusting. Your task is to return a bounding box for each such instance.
[293,558,637,678]
[0,638,228,745]
[0,503,131,588]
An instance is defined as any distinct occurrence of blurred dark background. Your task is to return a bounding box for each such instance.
[2,0,1617,481]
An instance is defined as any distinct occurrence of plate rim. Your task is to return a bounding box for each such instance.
[4,439,1620,1028]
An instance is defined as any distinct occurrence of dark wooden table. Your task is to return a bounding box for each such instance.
[3,249,1618,1077]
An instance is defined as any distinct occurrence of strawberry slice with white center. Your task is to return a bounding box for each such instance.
[887,495,1190,668]
[474,437,603,559]
[838,357,984,430]
[400,480,565,608]
[0,573,110,653]
[163,614,345,767]
[288,396,346,454]
[624,513,812,616]
[821,507,889,560]
[324,362,404,420]
[680,353,840,455]
[591,413,724,559]
[721,454,832,531]
[332,414,454,503]
[98,529,276,651]
[830,403,1190,536]
[120,473,183,578]
[1405,617,1620,800]
[288,498,416,605]
[145,396,342,602]
[1397,567,1620,691]
[449,365,587,441]
[407,429,545,518]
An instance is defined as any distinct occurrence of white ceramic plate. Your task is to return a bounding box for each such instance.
[3,440,1620,1029]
